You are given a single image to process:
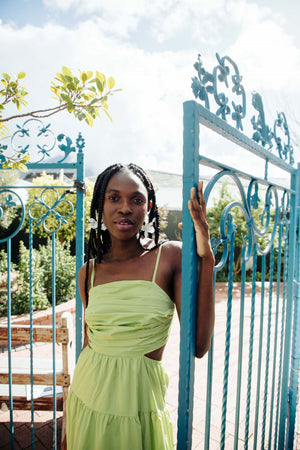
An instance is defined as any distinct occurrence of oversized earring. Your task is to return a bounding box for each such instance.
[141,213,155,234]
[88,210,99,230]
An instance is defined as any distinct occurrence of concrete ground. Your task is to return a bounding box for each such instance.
[1,284,299,449]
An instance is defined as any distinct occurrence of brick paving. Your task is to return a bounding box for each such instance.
[1,285,299,449]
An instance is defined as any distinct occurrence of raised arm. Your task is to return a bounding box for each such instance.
[188,181,215,358]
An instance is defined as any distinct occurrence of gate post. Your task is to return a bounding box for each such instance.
[279,162,300,448]
[75,135,85,359]
[177,100,199,449]
[285,162,300,448]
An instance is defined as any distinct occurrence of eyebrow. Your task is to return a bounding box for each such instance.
[106,189,146,197]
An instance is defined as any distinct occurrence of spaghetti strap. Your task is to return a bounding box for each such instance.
[91,259,96,288]
[152,245,163,283]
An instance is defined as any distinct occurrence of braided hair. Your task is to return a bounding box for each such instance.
[84,163,160,304]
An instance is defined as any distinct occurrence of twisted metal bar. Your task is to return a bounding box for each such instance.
[261,244,275,448]
[253,254,266,448]
[244,244,257,448]
[220,221,236,448]
[233,241,247,449]
[268,223,283,448]
[274,225,289,448]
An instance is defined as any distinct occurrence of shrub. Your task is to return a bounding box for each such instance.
[39,238,76,305]
[0,238,76,317]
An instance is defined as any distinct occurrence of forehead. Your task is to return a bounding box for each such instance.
[106,169,148,196]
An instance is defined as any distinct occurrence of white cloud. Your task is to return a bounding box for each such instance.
[1,0,299,175]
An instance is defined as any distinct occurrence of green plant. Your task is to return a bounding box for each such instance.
[0,68,120,170]
[12,241,49,315]
[39,238,76,305]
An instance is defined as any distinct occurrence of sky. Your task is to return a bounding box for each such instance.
[1,0,299,177]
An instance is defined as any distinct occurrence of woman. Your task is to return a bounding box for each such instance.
[66,163,215,449]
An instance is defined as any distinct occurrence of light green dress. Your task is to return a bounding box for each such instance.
[66,245,175,449]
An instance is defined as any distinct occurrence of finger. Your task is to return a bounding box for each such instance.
[197,181,207,216]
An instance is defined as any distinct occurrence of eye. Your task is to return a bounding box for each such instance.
[133,197,145,205]
[107,195,119,202]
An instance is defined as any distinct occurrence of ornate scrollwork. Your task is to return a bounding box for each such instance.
[205,171,284,273]
[191,53,246,130]
[191,53,294,165]
[5,119,83,164]
[0,189,25,242]
[11,119,56,163]
[274,112,294,165]
[28,188,74,233]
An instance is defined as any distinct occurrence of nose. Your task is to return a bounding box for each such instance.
[119,199,132,214]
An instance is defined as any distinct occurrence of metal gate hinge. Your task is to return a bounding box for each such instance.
[73,179,87,194]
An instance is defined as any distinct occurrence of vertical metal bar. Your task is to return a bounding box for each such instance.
[279,164,298,448]
[75,138,85,360]
[262,245,274,449]
[275,222,289,448]
[204,273,216,449]
[268,224,283,449]
[253,254,265,449]
[177,100,199,449]
[234,243,246,450]
[7,239,14,450]
[245,244,257,449]
[286,163,300,448]
[52,232,57,450]
[29,218,35,448]
[220,231,235,449]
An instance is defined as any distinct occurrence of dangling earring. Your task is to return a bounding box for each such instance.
[88,210,99,230]
[101,220,107,231]
[141,213,155,234]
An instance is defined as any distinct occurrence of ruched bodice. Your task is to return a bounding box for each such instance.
[86,280,174,356]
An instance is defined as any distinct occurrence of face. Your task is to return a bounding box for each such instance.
[102,169,149,240]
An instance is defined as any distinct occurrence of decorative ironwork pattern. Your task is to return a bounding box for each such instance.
[191,54,294,164]
[28,187,74,233]
[1,118,82,164]
[0,189,25,242]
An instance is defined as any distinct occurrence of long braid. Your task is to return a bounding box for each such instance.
[84,163,161,305]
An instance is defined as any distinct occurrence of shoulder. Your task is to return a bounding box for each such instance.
[160,240,182,269]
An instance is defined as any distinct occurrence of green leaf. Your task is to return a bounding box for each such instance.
[60,93,73,104]
[17,72,26,79]
[55,73,65,83]
[80,72,87,83]
[103,109,113,122]
[96,78,103,93]
[86,71,93,80]
[107,77,115,89]
[63,75,73,84]
[18,163,28,172]
[61,66,73,78]
[22,154,31,163]
[84,111,94,126]
[90,98,99,105]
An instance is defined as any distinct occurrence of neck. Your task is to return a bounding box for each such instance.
[104,237,144,262]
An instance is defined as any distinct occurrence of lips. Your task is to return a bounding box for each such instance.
[114,217,134,231]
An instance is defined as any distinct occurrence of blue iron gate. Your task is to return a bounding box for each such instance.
[178,54,300,449]
[0,119,85,449]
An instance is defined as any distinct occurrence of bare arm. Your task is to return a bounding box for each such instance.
[188,181,215,358]
[78,263,90,351]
